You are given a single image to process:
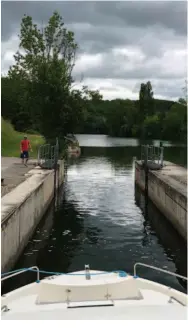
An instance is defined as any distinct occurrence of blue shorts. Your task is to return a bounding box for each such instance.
[20,151,29,159]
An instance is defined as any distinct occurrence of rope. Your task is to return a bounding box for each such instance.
[1,268,127,278]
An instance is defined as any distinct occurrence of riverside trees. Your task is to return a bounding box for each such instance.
[1,12,187,143]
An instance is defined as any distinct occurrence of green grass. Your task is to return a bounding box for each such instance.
[1,118,45,157]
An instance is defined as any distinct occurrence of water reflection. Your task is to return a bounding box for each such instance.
[76,134,186,149]
[76,134,140,147]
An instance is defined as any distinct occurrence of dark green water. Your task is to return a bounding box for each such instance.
[2,135,187,294]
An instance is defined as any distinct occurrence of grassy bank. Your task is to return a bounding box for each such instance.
[1,118,45,157]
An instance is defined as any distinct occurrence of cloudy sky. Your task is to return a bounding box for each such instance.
[1,0,187,100]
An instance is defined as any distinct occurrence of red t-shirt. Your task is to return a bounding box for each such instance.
[21,140,30,151]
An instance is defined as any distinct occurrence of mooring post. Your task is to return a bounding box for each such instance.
[144,146,149,208]
[53,138,59,203]
[144,145,148,166]
[159,142,164,167]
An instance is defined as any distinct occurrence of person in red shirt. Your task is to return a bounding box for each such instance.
[20,135,32,166]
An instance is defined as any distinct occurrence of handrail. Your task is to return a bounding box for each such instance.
[141,145,164,167]
[134,262,188,281]
[1,268,126,278]
[38,138,59,169]
[1,266,40,282]
[2,263,187,285]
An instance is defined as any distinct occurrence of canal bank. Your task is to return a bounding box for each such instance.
[135,160,187,241]
[1,160,65,273]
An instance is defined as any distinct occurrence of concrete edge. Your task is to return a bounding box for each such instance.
[150,171,187,199]
[1,168,54,225]
[135,161,187,199]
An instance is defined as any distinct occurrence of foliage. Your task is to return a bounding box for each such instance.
[2,73,186,142]
[138,81,155,137]
[162,103,187,141]
[143,114,161,139]
[7,11,80,142]
[1,118,44,157]
[139,81,154,119]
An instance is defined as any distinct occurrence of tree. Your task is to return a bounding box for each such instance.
[178,80,187,106]
[139,81,154,121]
[138,81,155,137]
[162,103,186,141]
[12,111,32,132]
[1,76,26,120]
[105,99,136,137]
[8,11,79,141]
[143,114,161,139]
[79,87,106,134]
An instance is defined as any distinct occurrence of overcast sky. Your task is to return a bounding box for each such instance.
[1,0,187,100]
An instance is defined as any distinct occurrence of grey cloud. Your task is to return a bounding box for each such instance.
[1,1,186,60]
[71,23,186,57]
[2,1,186,59]
[1,1,118,41]
[1,1,187,100]
[73,50,186,81]
[1,1,187,42]
[116,78,184,99]
[98,85,121,92]
[74,67,184,82]
[95,1,187,36]
[82,77,184,100]
[152,79,184,99]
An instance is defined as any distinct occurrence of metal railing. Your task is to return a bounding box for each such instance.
[134,262,188,281]
[141,145,164,167]
[2,263,187,288]
[1,266,40,283]
[38,138,59,169]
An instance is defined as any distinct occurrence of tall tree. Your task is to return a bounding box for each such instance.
[139,81,154,120]
[8,11,79,140]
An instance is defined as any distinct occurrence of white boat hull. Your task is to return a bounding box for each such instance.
[1,269,188,320]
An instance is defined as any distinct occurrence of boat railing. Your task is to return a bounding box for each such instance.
[134,262,188,281]
[1,266,40,283]
[2,263,187,284]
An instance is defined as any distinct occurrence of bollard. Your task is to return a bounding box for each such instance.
[160,147,164,167]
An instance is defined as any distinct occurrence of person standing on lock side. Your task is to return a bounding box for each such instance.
[20,135,32,166]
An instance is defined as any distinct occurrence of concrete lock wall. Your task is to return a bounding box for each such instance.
[135,161,187,241]
[1,160,65,273]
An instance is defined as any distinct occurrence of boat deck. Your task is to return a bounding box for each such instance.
[2,289,187,320]
[2,269,188,320]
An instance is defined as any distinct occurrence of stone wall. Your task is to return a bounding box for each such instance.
[135,161,187,240]
[1,160,65,272]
